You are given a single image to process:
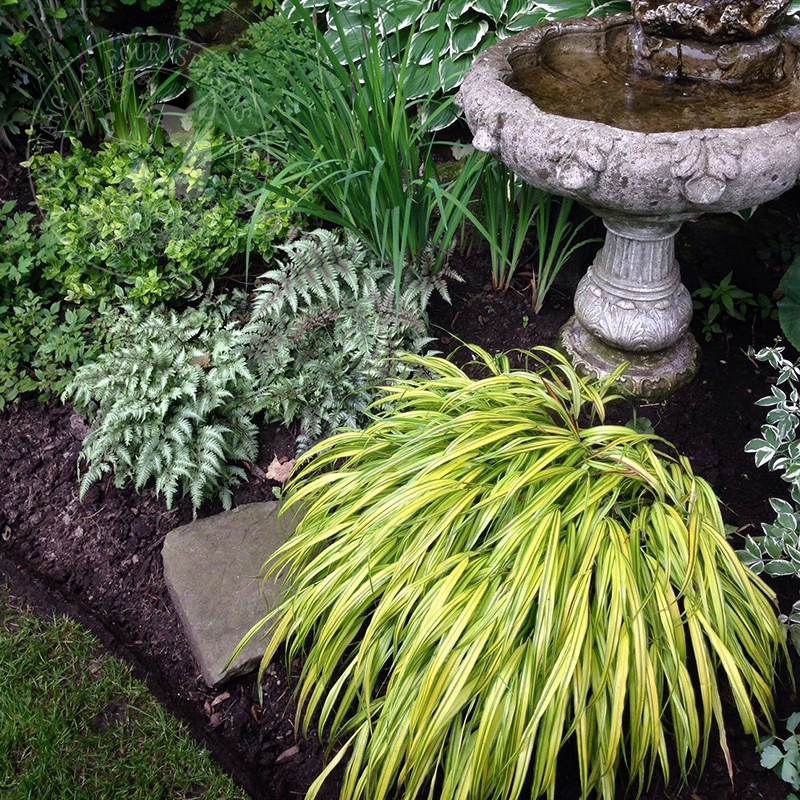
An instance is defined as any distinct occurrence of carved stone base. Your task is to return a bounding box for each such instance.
[557,316,701,399]
[574,218,693,352]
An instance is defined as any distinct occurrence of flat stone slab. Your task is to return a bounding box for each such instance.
[162,502,297,687]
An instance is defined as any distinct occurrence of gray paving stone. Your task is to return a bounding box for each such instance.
[162,501,299,687]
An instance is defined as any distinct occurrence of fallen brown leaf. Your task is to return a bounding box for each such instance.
[276,744,300,764]
[265,456,295,484]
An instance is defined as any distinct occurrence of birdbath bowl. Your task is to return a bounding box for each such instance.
[457,7,800,397]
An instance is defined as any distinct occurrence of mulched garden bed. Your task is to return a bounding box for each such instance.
[2,140,800,800]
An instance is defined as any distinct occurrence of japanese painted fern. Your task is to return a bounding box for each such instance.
[246,229,451,450]
[64,295,257,512]
[64,229,446,510]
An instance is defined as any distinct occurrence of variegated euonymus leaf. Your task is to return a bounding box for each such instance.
[739,346,800,577]
[740,346,800,661]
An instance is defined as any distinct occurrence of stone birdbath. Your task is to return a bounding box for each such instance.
[458,0,800,397]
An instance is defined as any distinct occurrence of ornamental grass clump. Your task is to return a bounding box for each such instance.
[245,346,785,800]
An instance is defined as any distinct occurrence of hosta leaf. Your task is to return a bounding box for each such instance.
[440,54,474,92]
[538,0,594,16]
[325,18,370,62]
[402,62,440,100]
[377,0,425,34]
[503,6,549,31]
[331,0,372,11]
[416,99,461,132]
[449,19,490,55]
[445,0,476,17]
[408,24,448,66]
[468,0,508,17]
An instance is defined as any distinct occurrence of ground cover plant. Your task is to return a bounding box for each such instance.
[244,228,452,450]
[29,136,291,306]
[0,586,249,799]
[244,346,786,800]
[63,294,258,512]
[0,199,104,407]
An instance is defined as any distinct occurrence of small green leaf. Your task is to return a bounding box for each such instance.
[782,756,800,789]
[761,744,784,769]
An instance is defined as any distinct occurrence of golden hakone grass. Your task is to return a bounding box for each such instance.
[239,346,786,800]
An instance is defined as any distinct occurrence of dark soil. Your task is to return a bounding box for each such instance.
[3,137,800,800]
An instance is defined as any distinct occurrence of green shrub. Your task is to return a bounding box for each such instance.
[178,0,231,32]
[30,137,292,305]
[0,200,103,408]
[243,346,784,800]
[64,294,258,511]
[190,14,320,139]
[736,341,800,657]
[245,228,451,449]
[0,200,58,310]
[0,292,104,408]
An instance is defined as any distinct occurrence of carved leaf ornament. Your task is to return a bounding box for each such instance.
[552,131,615,190]
[671,133,742,204]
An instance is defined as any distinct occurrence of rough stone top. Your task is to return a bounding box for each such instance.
[632,0,790,42]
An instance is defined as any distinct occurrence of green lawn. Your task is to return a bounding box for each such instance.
[0,586,249,800]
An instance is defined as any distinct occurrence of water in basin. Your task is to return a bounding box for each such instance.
[506,24,800,133]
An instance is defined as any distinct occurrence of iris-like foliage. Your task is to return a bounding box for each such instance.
[246,347,784,800]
